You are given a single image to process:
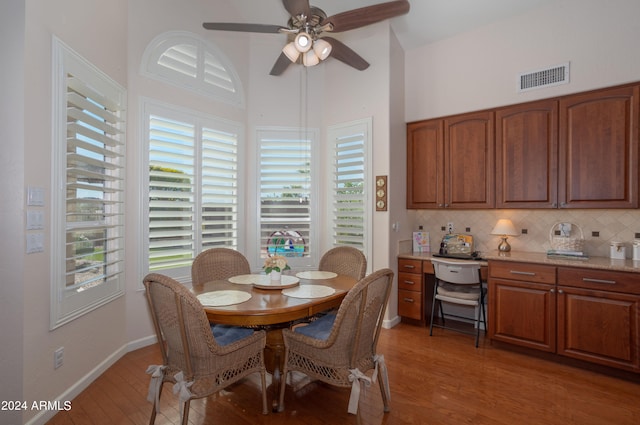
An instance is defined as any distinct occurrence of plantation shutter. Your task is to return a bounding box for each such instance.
[52,38,127,328]
[332,132,366,249]
[148,115,196,271]
[259,130,312,259]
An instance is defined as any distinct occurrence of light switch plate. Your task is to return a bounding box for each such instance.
[26,210,44,230]
[27,186,45,206]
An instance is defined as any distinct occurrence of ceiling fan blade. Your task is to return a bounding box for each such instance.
[323,37,369,71]
[203,22,285,34]
[321,0,410,33]
[270,52,293,76]
[282,0,311,18]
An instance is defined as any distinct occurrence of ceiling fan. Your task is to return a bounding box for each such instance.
[203,0,410,75]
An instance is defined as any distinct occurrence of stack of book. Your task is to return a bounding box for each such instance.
[546,249,589,260]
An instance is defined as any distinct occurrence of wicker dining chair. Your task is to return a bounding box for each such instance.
[278,268,394,416]
[318,246,367,280]
[143,273,268,425]
[191,248,251,287]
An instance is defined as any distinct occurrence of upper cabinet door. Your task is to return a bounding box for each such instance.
[559,85,639,208]
[495,100,559,208]
[406,119,444,209]
[444,111,495,208]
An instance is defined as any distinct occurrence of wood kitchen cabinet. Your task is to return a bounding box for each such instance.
[558,84,639,208]
[489,260,640,374]
[488,261,557,352]
[406,119,442,209]
[407,111,494,209]
[495,99,559,208]
[557,267,640,372]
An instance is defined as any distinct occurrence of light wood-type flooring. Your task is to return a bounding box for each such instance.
[46,322,640,425]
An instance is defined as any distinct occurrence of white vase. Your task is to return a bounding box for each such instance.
[270,270,282,282]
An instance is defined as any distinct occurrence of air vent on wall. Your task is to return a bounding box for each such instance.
[518,62,570,92]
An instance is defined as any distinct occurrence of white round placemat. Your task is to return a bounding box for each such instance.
[295,271,338,280]
[197,290,251,307]
[253,275,300,290]
[228,274,260,285]
[282,285,336,299]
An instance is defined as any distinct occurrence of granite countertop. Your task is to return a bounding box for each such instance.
[399,250,640,274]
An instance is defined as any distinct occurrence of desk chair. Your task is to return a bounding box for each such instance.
[143,273,268,424]
[429,258,486,347]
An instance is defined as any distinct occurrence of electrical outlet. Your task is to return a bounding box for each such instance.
[54,347,64,369]
[447,222,454,233]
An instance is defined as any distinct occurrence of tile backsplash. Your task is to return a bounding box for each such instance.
[410,209,640,259]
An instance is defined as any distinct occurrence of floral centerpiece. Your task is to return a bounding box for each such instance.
[263,255,290,275]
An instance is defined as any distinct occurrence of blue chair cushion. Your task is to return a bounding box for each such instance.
[294,313,336,340]
[211,324,254,346]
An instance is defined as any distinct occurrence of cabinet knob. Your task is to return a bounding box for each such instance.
[558,289,564,294]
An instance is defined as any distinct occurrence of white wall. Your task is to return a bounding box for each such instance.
[0,1,25,424]
[405,0,640,121]
[21,1,128,423]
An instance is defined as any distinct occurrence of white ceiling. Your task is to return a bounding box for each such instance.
[214,0,559,50]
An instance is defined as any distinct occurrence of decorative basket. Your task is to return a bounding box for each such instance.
[549,222,584,252]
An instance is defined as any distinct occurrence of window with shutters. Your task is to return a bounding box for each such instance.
[51,37,127,329]
[143,101,241,281]
[257,127,318,266]
[141,31,244,108]
[327,119,372,264]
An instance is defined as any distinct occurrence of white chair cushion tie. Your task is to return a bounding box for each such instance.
[373,354,391,402]
[145,365,166,413]
[347,368,372,414]
[172,371,194,422]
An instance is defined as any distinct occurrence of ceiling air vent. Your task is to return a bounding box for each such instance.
[518,62,570,92]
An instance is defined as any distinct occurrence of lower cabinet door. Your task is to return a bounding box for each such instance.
[557,286,640,372]
[489,278,556,352]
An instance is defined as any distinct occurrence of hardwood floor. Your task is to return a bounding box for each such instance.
[46,323,640,425]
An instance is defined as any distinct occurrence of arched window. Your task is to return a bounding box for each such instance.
[141,31,244,108]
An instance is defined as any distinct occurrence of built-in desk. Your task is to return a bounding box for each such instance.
[397,252,487,326]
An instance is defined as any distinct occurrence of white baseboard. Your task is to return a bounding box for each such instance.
[26,335,157,425]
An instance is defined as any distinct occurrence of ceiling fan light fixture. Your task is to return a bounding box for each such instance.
[302,50,320,67]
[283,42,300,62]
[313,39,332,61]
[294,32,313,53]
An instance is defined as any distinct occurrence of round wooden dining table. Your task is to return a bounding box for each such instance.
[191,272,357,377]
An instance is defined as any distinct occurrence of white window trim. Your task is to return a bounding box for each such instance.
[326,118,373,273]
[50,37,127,329]
[138,98,245,285]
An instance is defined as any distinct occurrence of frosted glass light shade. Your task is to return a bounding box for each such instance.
[294,32,312,53]
[283,42,300,62]
[302,50,320,67]
[313,39,332,60]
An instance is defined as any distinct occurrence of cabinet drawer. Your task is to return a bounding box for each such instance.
[399,259,422,273]
[398,289,423,320]
[490,261,556,284]
[558,267,640,295]
[398,272,423,291]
